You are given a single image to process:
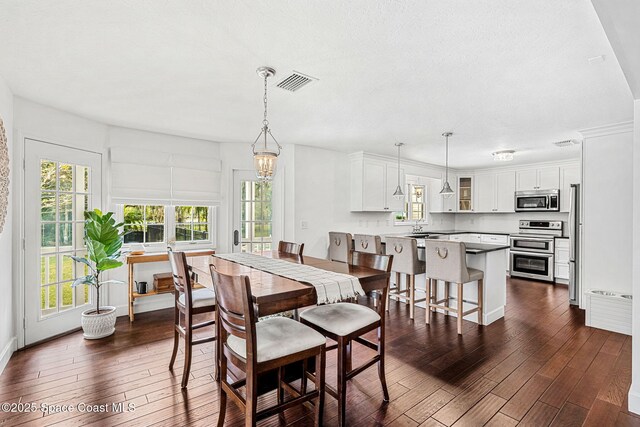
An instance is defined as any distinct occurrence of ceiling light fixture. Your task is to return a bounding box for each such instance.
[251,66,282,181]
[492,150,515,161]
[392,142,405,200]
[440,132,455,199]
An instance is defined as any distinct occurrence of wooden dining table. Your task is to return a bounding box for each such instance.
[209,250,391,316]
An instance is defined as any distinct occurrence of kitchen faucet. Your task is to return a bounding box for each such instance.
[412,222,423,234]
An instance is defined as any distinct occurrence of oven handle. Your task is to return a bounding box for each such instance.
[510,250,554,258]
[510,235,555,241]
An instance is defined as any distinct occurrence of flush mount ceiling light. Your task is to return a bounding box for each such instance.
[251,66,282,181]
[492,150,516,161]
[440,132,455,199]
[392,142,404,200]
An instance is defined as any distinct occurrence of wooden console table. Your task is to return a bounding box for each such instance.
[126,249,215,321]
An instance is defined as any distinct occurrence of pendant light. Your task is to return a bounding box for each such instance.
[251,66,282,181]
[440,132,455,199]
[392,142,404,199]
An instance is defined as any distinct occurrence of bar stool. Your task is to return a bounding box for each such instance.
[385,237,426,319]
[425,240,484,335]
[353,234,382,254]
[328,231,352,263]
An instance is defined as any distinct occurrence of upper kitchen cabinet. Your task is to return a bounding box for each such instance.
[350,153,405,212]
[560,163,581,212]
[475,171,516,213]
[516,166,560,191]
[457,176,474,212]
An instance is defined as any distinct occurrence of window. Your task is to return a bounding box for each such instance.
[409,184,425,221]
[123,204,165,244]
[175,206,210,243]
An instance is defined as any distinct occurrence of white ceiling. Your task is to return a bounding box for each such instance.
[0,0,633,168]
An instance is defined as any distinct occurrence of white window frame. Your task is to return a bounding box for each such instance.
[117,204,217,252]
[394,176,429,226]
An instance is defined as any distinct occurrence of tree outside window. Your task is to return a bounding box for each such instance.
[123,205,165,244]
[175,206,209,242]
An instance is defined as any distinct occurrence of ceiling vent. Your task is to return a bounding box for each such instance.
[276,71,317,92]
[553,139,581,148]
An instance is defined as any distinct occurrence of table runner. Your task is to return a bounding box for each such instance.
[213,252,365,304]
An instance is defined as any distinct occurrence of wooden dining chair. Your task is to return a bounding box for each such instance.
[168,249,217,389]
[278,240,304,256]
[210,267,326,427]
[300,251,393,427]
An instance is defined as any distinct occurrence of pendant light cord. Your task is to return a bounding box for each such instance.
[445,134,449,182]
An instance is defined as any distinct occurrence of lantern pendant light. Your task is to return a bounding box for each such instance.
[440,132,455,199]
[251,66,282,181]
[392,142,404,199]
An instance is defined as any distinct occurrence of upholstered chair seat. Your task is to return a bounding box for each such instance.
[178,287,216,308]
[299,303,381,337]
[226,316,326,363]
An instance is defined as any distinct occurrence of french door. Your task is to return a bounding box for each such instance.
[24,139,102,345]
[232,170,273,253]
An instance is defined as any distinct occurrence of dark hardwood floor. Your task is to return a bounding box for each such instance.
[1,277,638,426]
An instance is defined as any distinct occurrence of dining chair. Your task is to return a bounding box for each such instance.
[210,267,326,427]
[385,236,426,319]
[278,240,305,256]
[328,231,352,263]
[300,251,393,427]
[425,240,484,334]
[353,234,382,254]
[168,249,217,389]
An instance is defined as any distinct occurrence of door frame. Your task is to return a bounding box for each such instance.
[15,133,105,348]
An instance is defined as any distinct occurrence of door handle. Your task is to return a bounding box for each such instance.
[233,230,239,246]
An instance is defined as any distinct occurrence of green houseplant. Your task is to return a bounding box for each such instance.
[71,209,125,339]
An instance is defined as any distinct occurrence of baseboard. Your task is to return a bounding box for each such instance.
[629,384,640,415]
[0,336,17,375]
[115,293,173,318]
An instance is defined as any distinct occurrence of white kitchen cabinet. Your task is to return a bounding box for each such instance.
[350,154,405,212]
[450,233,482,243]
[430,173,457,213]
[554,238,570,283]
[474,171,516,213]
[560,164,581,212]
[457,176,474,212]
[516,166,560,191]
[480,234,509,245]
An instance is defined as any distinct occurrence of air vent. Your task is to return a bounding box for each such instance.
[276,71,317,92]
[553,139,581,148]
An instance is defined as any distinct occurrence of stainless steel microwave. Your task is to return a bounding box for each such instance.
[514,189,560,212]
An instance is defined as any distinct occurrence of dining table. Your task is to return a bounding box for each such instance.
[209,250,391,316]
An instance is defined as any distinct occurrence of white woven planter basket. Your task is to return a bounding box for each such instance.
[81,306,117,339]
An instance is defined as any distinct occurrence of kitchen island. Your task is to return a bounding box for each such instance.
[381,237,510,325]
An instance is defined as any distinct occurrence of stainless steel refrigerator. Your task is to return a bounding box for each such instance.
[569,184,581,306]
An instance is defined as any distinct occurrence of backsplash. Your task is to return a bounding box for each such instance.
[452,211,570,235]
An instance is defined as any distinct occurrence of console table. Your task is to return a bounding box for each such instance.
[126,249,215,321]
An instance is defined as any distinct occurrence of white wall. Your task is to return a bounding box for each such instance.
[629,100,640,413]
[581,124,634,296]
[0,76,14,373]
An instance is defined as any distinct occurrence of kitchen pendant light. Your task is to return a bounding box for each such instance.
[440,132,455,199]
[392,142,404,200]
[251,66,282,181]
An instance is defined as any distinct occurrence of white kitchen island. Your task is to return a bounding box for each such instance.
[390,241,510,326]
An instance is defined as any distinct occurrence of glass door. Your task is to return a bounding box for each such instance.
[24,139,102,345]
[232,170,273,253]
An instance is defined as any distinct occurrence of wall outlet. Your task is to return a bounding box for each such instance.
[300,220,309,229]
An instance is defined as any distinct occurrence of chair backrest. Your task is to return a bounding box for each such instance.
[278,240,304,256]
[353,234,382,254]
[351,251,393,316]
[168,249,194,308]
[328,231,353,263]
[425,240,470,284]
[209,267,257,360]
[385,236,425,275]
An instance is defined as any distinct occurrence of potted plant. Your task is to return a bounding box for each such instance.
[71,209,125,339]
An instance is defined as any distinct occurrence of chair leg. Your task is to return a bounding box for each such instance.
[315,348,326,427]
[409,275,415,320]
[301,359,308,395]
[426,279,431,325]
[337,338,348,427]
[444,281,450,316]
[169,328,179,370]
[277,366,284,406]
[217,358,228,427]
[457,283,463,335]
[181,328,192,389]
[477,279,484,325]
[246,371,258,427]
[377,325,390,402]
